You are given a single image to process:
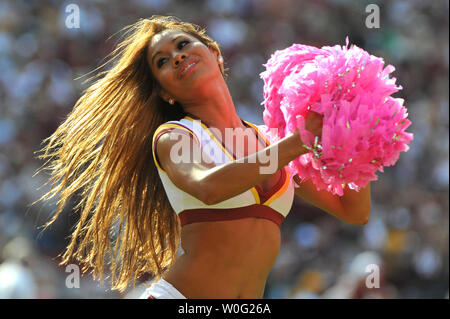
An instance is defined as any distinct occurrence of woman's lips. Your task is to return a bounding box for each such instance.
[179,59,199,79]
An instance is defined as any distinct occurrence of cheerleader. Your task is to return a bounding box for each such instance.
[34,15,370,299]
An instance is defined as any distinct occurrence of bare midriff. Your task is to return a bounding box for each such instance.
[162,216,281,298]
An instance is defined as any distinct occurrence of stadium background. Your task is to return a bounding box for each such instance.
[0,0,448,298]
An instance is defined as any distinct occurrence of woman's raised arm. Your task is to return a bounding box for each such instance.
[156,128,307,205]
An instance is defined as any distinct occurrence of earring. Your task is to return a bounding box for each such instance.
[218,56,223,64]
[168,98,175,105]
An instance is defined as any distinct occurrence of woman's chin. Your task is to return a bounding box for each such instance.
[183,69,221,87]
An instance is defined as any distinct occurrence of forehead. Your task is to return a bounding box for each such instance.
[148,30,193,51]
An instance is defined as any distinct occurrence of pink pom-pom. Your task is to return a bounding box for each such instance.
[260,37,414,196]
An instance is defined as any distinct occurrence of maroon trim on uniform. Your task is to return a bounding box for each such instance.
[153,124,197,170]
[153,128,173,170]
[239,121,289,204]
[255,168,287,204]
[178,204,285,227]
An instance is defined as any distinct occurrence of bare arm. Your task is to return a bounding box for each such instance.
[156,129,307,205]
[293,175,371,225]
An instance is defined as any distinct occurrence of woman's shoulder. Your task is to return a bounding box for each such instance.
[153,119,199,141]
[153,115,198,134]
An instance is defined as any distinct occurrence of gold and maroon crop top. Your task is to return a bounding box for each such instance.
[152,114,295,228]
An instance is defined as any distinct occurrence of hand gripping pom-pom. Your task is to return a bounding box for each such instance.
[260,37,413,196]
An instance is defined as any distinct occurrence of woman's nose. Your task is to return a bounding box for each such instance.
[173,53,187,67]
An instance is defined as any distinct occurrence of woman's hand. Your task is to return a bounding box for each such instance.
[305,111,323,140]
[292,111,324,153]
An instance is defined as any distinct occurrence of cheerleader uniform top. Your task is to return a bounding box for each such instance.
[151,114,295,228]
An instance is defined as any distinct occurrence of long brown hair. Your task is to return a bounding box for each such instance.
[32,15,227,292]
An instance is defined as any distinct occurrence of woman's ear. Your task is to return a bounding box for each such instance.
[208,46,220,61]
[207,46,224,76]
[158,88,171,103]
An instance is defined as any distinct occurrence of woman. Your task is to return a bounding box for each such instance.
[34,15,370,299]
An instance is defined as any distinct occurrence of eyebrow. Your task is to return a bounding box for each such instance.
[151,35,184,66]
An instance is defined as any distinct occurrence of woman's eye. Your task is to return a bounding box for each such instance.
[157,58,167,68]
[157,40,190,68]
[178,40,189,49]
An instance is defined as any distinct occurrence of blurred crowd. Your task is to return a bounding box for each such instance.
[0,0,448,298]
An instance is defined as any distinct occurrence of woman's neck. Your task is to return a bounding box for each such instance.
[181,79,245,133]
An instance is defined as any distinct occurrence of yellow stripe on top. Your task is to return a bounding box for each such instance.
[152,123,200,174]
[250,188,260,204]
[244,123,291,206]
[243,121,273,205]
[243,121,271,147]
[244,121,291,206]
[263,170,291,206]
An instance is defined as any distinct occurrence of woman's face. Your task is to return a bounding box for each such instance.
[147,29,221,103]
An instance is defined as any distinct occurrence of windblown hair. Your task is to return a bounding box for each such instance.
[32,15,227,292]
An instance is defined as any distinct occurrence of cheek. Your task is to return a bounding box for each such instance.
[154,68,176,90]
[158,71,171,84]
[191,43,214,62]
